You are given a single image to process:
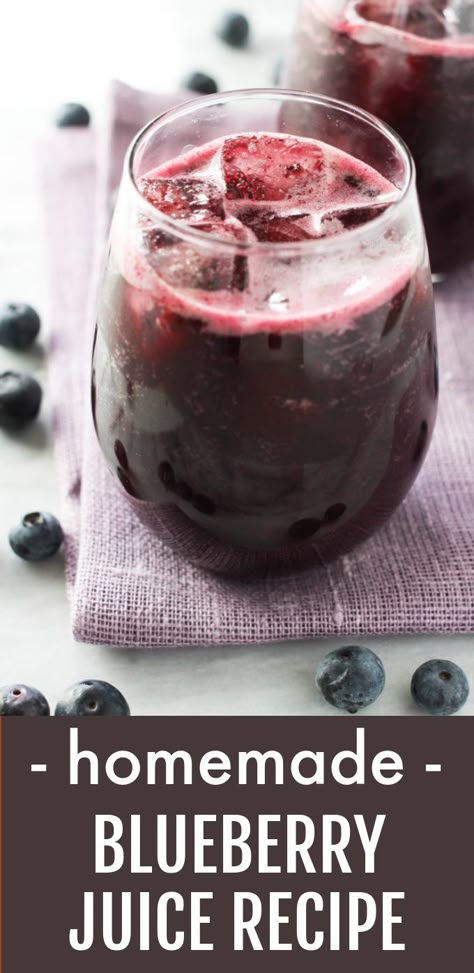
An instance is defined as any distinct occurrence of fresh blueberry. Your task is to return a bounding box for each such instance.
[183,72,219,95]
[0,303,41,350]
[316,645,385,713]
[0,371,42,428]
[323,502,347,524]
[55,102,90,127]
[114,439,129,470]
[216,11,250,47]
[55,680,130,716]
[158,460,175,489]
[289,518,321,540]
[0,684,50,716]
[176,480,193,501]
[9,512,64,561]
[411,660,469,715]
[192,493,216,515]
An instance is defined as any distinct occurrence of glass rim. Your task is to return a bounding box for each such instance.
[126,87,415,257]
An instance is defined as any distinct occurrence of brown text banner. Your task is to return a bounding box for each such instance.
[2,716,472,971]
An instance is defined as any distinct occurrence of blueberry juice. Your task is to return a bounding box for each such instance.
[93,92,437,575]
[286,1,474,274]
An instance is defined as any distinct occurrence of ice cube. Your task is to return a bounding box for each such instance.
[219,133,399,239]
[148,217,255,294]
[220,133,327,205]
[138,173,225,223]
[229,166,396,242]
[236,209,317,242]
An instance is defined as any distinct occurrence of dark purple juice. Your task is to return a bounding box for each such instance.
[93,133,437,575]
[286,0,474,274]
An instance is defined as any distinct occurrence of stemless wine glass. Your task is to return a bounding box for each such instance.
[92,89,437,576]
[285,1,474,275]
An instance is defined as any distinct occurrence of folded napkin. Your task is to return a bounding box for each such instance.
[40,81,474,647]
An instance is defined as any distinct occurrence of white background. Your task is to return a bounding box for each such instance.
[0,0,472,716]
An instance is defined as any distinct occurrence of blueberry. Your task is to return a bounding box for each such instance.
[158,461,175,489]
[192,493,216,515]
[216,11,250,47]
[55,680,130,716]
[183,72,219,95]
[0,371,42,428]
[411,660,469,716]
[55,102,90,127]
[9,511,63,561]
[289,518,321,540]
[323,502,347,524]
[176,480,193,501]
[0,684,50,716]
[0,303,41,350]
[316,645,385,713]
[116,466,140,498]
[114,439,129,470]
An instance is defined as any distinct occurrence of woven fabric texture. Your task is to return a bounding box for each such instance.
[40,81,474,647]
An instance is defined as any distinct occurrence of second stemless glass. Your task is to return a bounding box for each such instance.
[92,90,437,576]
[285,1,474,275]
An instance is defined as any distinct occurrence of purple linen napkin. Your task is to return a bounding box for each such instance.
[40,81,474,646]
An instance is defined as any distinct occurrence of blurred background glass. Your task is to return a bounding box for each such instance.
[285,1,474,274]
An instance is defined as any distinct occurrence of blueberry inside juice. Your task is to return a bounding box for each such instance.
[93,131,437,575]
[286,1,474,274]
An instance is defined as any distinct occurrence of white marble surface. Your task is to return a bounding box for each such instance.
[0,0,472,716]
